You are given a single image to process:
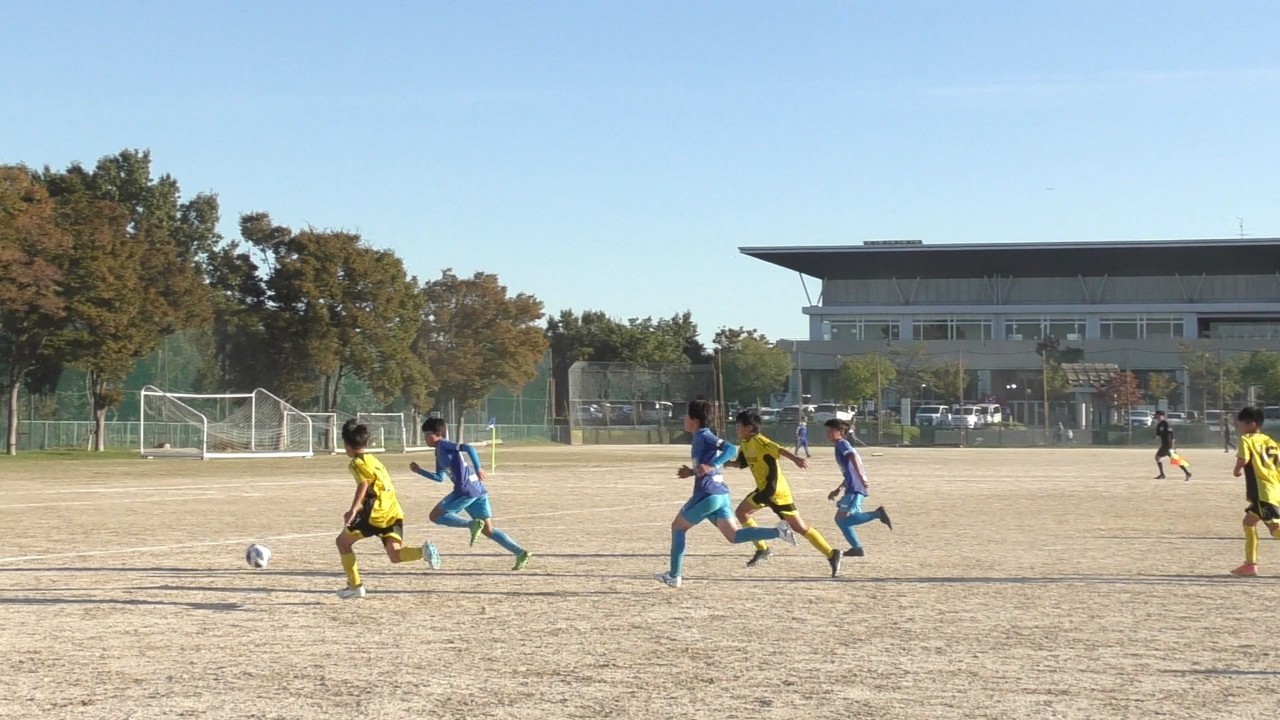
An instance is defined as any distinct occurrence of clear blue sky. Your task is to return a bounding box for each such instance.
[4,2,1278,342]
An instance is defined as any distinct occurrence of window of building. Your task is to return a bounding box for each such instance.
[1099,315,1183,340]
[1004,317,1086,341]
[912,317,993,341]
[830,318,900,341]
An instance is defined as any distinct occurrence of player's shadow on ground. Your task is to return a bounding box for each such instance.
[1162,669,1280,677]
[0,596,266,612]
[1096,536,1239,541]
[131,583,640,598]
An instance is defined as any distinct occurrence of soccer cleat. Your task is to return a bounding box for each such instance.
[878,506,893,530]
[468,519,485,547]
[828,549,843,578]
[653,572,682,588]
[423,541,441,570]
[775,522,798,546]
[746,548,773,567]
[1184,474,1192,482]
[843,547,866,558]
[1154,475,1167,480]
[1230,564,1259,577]
[513,551,531,571]
[337,585,366,600]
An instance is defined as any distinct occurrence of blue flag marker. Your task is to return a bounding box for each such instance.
[487,418,497,430]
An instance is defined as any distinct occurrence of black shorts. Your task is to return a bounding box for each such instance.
[748,491,798,518]
[1156,446,1173,459]
[1246,502,1280,523]
[346,516,404,541]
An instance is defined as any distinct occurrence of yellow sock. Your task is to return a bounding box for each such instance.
[398,546,423,563]
[341,552,361,588]
[804,527,834,557]
[744,517,768,551]
[1245,526,1260,565]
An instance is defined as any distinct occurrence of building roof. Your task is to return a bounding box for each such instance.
[741,238,1280,280]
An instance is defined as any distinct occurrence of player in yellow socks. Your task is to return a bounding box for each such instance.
[731,409,842,577]
[1231,407,1280,577]
[335,419,440,599]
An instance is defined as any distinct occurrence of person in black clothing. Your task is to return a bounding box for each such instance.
[1223,413,1236,453]
[1154,411,1191,481]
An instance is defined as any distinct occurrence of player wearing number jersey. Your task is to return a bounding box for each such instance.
[732,410,843,577]
[1230,407,1280,576]
[654,400,795,588]
[335,419,439,600]
[413,417,531,571]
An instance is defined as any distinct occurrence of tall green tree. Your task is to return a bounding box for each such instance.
[417,270,547,438]
[245,215,429,410]
[0,167,72,454]
[1182,342,1247,410]
[41,153,213,450]
[889,343,933,402]
[931,360,969,404]
[1101,371,1144,415]
[713,328,792,406]
[1145,372,1177,403]
[833,354,896,406]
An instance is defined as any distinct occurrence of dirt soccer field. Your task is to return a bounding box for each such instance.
[0,445,1275,719]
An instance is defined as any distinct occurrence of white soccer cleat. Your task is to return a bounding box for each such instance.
[775,521,798,546]
[423,541,441,570]
[337,585,366,600]
[653,572,682,588]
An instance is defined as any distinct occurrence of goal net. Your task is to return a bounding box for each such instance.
[140,386,314,459]
[305,413,340,454]
[356,412,431,453]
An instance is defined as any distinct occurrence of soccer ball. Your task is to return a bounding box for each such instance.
[245,544,271,569]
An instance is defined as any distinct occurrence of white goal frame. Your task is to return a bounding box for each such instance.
[356,412,431,453]
[304,412,340,455]
[139,386,314,460]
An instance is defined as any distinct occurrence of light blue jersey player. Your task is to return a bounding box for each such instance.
[412,417,531,570]
[655,400,796,588]
[824,419,892,557]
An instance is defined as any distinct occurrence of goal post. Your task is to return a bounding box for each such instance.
[304,413,339,454]
[356,412,431,453]
[139,386,314,459]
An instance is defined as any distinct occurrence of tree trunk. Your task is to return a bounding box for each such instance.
[94,404,107,452]
[6,382,18,456]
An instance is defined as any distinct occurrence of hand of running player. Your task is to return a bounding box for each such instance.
[342,509,356,526]
[409,461,422,473]
[791,456,809,470]
[828,488,841,501]
[677,465,694,478]
[476,469,487,481]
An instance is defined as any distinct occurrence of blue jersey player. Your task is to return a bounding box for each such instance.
[795,422,811,458]
[412,417,531,570]
[655,400,796,588]
[824,419,892,557]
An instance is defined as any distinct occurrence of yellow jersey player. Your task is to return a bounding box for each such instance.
[1231,407,1280,577]
[732,409,843,577]
[335,419,440,599]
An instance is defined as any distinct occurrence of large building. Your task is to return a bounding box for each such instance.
[742,238,1280,427]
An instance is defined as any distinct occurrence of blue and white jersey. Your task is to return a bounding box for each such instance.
[690,427,737,502]
[413,439,488,498]
[835,439,867,496]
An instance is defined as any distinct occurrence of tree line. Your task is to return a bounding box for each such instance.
[2,150,800,454]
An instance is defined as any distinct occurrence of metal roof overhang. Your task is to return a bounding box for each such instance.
[740,239,1280,280]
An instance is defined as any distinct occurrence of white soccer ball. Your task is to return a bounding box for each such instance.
[245,544,271,569]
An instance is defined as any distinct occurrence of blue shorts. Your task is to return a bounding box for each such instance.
[679,493,733,525]
[838,492,867,514]
[437,491,492,519]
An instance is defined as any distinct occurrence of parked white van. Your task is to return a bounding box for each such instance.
[975,403,1003,425]
[915,405,951,427]
[951,406,982,428]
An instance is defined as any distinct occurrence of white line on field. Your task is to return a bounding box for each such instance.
[6,479,346,496]
[0,493,227,510]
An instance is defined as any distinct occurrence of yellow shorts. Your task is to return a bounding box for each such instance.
[745,488,798,518]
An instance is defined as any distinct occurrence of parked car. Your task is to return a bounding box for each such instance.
[1266,406,1280,422]
[1204,409,1225,426]
[951,405,983,429]
[1128,410,1153,427]
[1165,411,1187,426]
[759,407,781,423]
[915,405,952,427]
[975,403,1003,425]
[779,405,816,423]
[810,403,855,425]
[637,401,674,423]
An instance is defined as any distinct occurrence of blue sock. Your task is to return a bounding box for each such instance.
[490,529,524,556]
[732,526,780,544]
[836,514,863,549]
[433,512,471,528]
[669,528,687,577]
